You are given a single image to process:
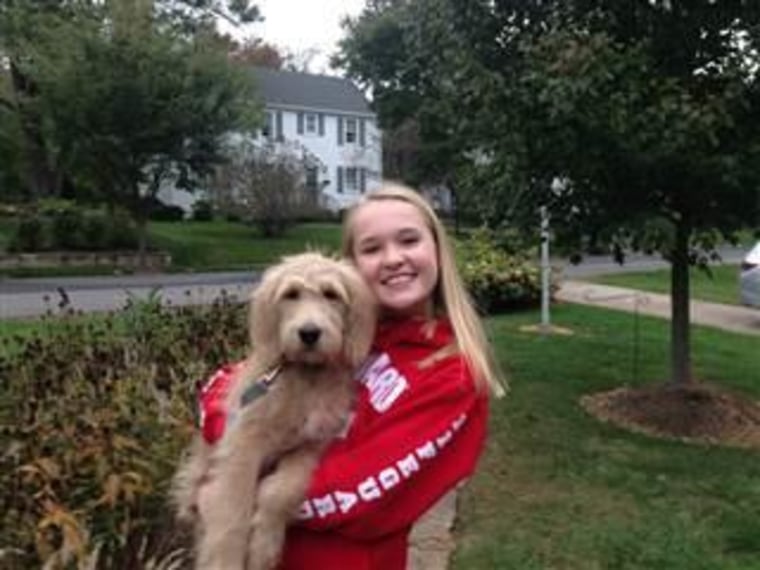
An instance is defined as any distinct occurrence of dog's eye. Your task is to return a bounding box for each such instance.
[322,288,341,302]
[283,288,300,301]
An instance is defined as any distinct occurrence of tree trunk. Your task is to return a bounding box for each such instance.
[10,60,60,199]
[134,186,150,270]
[670,219,693,386]
[137,214,149,269]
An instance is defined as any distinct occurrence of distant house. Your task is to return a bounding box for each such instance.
[251,67,382,211]
[159,67,382,214]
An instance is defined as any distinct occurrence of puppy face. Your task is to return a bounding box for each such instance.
[250,253,376,368]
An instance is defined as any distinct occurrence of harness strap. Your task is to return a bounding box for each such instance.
[239,364,282,408]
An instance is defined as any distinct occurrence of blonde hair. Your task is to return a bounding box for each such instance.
[342,182,506,398]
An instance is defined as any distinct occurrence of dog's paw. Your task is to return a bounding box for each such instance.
[245,547,280,570]
[303,411,349,442]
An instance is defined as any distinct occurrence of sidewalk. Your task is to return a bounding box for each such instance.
[557,280,760,336]
[408,490,459,570]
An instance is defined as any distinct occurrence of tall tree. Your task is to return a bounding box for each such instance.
[337,0,760,388]
[25,4,260,259]
[0,0,261,202]
[334,0,467,186]
[230,39,286,68]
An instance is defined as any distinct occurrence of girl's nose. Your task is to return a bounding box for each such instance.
[381,244,403,267]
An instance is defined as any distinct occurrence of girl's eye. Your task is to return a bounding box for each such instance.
[358,245,380,255]
[283,288,300,301]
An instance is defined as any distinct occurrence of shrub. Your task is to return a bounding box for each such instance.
[8,214,47,252]
[6,208,148,253]
[82,214,109,250]
[0,292,249,568]
[211,140,322,237]
[191,199,214,222]
[51,209,87,250]
[457,228,558,314]
[0,203,22,217]
[106,209,140,250]
[37,198,77,217]
[149,203,186,222]
[294,206,340,224]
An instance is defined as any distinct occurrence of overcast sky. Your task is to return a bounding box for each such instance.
[227,0,366,75]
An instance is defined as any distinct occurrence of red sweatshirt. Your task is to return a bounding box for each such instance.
[198,317,489,570]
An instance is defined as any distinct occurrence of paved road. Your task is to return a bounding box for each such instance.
[0,247,748,320]
[0,271,259,319]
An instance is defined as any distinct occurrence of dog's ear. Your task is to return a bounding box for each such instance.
[248,265,283,365]
[339,261,377,368]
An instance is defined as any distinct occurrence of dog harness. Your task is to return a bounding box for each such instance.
[239,364,282,408]
[196,363,281,437]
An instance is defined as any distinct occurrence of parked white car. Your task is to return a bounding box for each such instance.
[740,241,760,308]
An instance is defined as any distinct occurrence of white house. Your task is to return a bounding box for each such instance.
[159,67,382,214]
[252,67,383,210]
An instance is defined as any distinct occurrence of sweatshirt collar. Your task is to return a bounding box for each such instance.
[374,316,454,351]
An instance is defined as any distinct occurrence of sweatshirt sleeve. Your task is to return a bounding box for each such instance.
[295,356,489,540]
[197,363,243,444]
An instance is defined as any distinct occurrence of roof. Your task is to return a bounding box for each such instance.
[250,67,373,115]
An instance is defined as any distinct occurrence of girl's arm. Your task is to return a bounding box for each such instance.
[197,363,244,444]
[296,356,489,540]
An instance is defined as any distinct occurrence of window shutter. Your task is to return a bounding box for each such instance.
[359,119,366,147]
[276,110,283,141]
[264,112,273,139]
[337,117,344,146]
[360,167,367,193]
[318,113,325,136]
[337,166,343,193]
[297,112,304,135]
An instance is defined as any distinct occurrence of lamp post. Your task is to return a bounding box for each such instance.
[540,203,551,332]
[540,177,565,333]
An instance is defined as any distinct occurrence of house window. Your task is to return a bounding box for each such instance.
[262,112,274,139]
[345,167,358,191]
[305,113,317,134]
[305,166,319,195]
[345,118,357,144]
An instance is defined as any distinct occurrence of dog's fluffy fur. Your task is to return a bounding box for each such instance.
[171,253,375,570]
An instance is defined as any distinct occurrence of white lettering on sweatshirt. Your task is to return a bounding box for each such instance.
[298,412,469,521]
[358,353,409,413]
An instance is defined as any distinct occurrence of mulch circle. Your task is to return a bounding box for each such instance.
[580,383,760,450]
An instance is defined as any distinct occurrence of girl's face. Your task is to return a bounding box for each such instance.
[349,199,439,318]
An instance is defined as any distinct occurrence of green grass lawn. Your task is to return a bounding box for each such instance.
[589,264,742,305]
[453,304,760,570]
[147,220,343,271]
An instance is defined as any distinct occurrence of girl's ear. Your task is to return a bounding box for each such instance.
[340,262,377,368]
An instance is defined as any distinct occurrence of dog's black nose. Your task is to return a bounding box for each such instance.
[298,325,322,346]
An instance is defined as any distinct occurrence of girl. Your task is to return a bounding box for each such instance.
[196,183,505,569]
